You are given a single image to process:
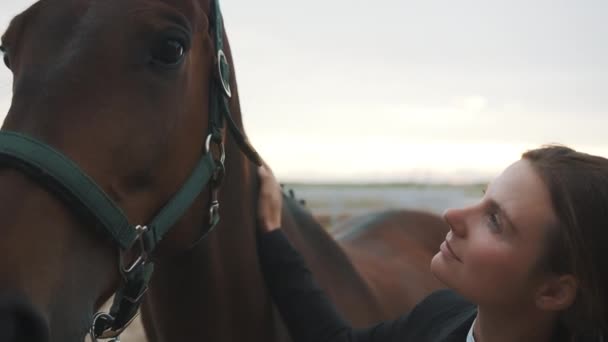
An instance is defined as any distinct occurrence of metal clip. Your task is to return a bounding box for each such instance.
[90,313,121,342]
[209,200,220,225]
[124,285,149,304]
[205,134,226,165]
[120,225,149,274]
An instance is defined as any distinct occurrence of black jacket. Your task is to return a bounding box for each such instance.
[258,230,478,342]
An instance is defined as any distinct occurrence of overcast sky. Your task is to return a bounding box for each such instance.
[0,1,606,182]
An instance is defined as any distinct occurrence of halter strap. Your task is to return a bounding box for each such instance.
[0,131,217,252]
[211,0,261,166]
[0,132,136,250]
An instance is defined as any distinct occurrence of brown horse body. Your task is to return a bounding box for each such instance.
[0,1,447,341]
[284,201,449,324]
[142,193,448,341]
[334,210,449,319]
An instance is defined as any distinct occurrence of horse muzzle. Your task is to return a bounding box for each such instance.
[0,292,49,342]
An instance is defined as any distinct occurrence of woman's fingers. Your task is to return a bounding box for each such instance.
[257,163,283,232]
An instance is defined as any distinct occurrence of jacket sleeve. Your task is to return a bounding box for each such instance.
[257,229,410,342]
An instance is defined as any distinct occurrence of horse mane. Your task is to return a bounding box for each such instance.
[278,189,386,323]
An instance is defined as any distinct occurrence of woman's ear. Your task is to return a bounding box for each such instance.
[535,274,578,312]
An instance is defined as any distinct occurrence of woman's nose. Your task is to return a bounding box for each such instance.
[443,207,467,238]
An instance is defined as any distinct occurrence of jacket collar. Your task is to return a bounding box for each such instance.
[440,307,477,342]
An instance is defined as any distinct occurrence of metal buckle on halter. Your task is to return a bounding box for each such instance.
[90,225,149,342]
[209,200,220,225]
[124,285,148,304]
[205,134,225,165]
[120,225,149,274]
[90,310,140,342]
[90,313,122,342]
[206,133,226,183]
[217,50,232,98]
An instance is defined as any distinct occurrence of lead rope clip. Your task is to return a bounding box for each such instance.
[90,312,121,342]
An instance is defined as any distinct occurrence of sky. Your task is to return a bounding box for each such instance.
[0,0,606,183]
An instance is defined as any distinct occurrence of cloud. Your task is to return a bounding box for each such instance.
[451,95,489,114]
[1,0,606,182]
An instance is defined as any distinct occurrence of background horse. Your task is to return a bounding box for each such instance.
[0,0,447,341]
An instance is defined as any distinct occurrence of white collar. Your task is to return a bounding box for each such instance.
[466,318,476,342]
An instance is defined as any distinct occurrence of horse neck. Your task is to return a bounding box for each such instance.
[142,97,288,342]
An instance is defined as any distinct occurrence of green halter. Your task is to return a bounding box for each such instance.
[0,0,261,340]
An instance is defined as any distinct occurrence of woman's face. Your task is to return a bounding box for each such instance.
[430,159,559,309]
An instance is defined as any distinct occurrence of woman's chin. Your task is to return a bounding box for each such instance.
[430,255,475,304]
[430,252,451,286]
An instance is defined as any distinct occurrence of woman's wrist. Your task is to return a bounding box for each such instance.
[260,223,282,234]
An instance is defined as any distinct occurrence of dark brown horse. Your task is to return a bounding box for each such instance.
[0,0,448,341]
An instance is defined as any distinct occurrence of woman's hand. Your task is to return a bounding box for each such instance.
[257,163,283,233]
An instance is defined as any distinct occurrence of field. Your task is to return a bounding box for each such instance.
[285,183,483,229]
[94,183,484,341]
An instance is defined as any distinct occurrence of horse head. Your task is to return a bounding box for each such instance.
[0,0,257,340]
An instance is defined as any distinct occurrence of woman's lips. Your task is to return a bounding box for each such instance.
[440,240,462,262]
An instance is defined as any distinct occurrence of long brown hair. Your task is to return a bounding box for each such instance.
[523,146,608,339]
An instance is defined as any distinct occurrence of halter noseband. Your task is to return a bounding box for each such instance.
[0,0,261,340]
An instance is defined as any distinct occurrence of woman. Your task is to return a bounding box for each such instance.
[256,145,607,342]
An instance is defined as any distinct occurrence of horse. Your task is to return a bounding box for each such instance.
[140,194,448,341]
[0,293,49,341]
[0,0,448,341]
[332,209,450,318]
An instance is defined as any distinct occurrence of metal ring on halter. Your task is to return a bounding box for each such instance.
[120,225,149,274]
[217,50,232,98]
[90,312,121,342]
[209,200,220,225]
[205,134,226,164]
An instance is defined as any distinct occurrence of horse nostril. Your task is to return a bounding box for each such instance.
[0,293,49,342]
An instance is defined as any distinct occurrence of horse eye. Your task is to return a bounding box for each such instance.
[151,39,186,66]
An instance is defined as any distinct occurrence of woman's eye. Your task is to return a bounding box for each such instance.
[151,39,186,66]
[487,212,501,231]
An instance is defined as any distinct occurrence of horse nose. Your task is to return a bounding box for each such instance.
[0,293,49,342]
